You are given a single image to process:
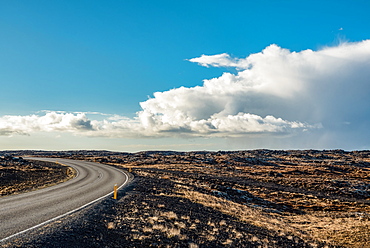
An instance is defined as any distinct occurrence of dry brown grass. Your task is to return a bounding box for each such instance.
[287,213,370,247]
[126,153,370,247]
[167,179,369,247]
[173,188,302,237]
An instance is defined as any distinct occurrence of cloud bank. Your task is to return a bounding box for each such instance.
[0,112,93,136]
[2,40,370,148]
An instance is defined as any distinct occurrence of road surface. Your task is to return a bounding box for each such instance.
[0,158,129,241]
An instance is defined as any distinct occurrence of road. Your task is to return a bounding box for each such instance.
[0,158,129,241]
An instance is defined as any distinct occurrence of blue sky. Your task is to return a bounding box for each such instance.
[1,0,370,151]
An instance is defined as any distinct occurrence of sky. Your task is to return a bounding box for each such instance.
[1,0,370,152]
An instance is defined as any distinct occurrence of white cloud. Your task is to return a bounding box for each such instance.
[188,53,247,68]
[1,40,370,149]
[0,112,93,136]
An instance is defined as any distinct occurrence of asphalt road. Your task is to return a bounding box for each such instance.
[0,158,129,242]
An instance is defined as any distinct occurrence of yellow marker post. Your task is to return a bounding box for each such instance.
[113,184,118,200]
[128,167,132,173]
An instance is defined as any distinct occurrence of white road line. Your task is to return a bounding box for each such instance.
[0,164,130,243]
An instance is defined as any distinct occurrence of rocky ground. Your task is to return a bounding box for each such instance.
[2,150,370,247]
[0,155,75,196]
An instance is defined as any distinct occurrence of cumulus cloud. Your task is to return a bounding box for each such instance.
[0,112,94,136]
[1,40,370,148]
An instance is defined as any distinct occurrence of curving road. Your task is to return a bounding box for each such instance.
[0,158,129,242]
